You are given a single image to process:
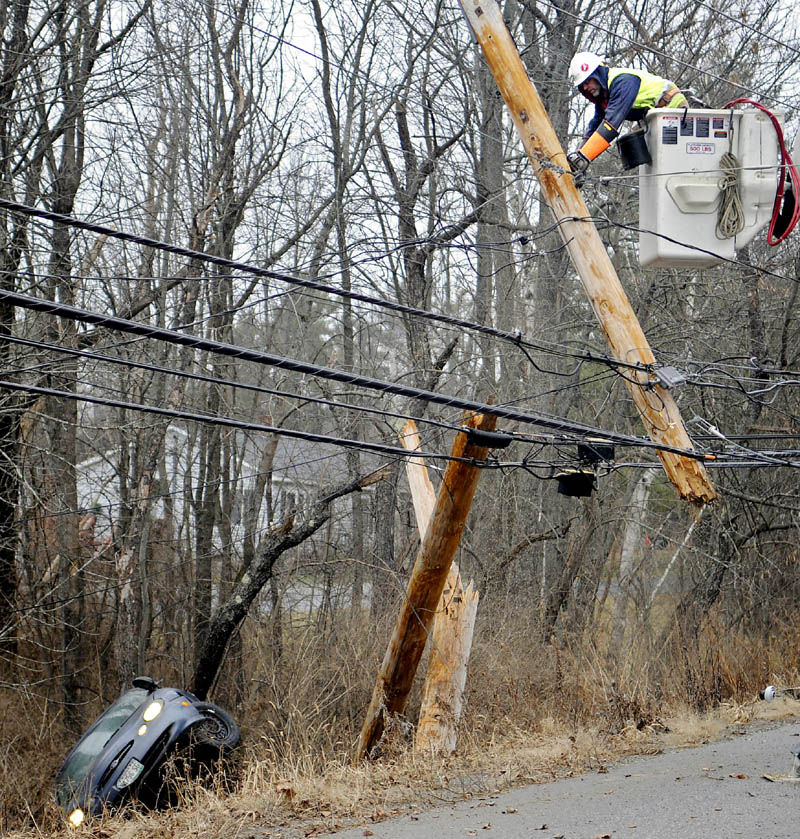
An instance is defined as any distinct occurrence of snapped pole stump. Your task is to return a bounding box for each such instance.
[399,420,480,755]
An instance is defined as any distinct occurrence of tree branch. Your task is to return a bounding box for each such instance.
[190,470,387,698]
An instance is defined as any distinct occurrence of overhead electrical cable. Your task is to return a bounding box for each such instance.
[685,0,800,59]
[688,416,800,467]
[611,458,800,470]
[214,0,799,137]
[0,287,713,459]
[588,216,798,284]
[0,377,784,472]
[0,196,652,374]
[0,333,470,436]
[0,377,488,466]
[2,334,617,433]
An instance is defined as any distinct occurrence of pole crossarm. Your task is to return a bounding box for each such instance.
[458,0,716,505]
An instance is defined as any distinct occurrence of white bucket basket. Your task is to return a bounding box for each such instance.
[638,108,782,268]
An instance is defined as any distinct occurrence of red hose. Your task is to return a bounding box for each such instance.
[724,97,800,245]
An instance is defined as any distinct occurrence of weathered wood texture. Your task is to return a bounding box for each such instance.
[458,0,716,505]
[399,419,437,540]
[415,564,479,753]
[399,420,479,754]
[356,411,495,760]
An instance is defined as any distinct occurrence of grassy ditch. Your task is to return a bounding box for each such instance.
[2,608,799,838]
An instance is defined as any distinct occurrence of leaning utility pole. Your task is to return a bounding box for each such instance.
[356,411,496,761]
[459,0,716,505]
[399,420,480,755]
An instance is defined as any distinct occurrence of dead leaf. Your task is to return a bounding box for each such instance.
[503,808,518,814]
[273,779,296,801]
[595,834,612,838]
[363,831,375,837]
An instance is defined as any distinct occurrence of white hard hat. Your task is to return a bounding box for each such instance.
[569,51,605,87]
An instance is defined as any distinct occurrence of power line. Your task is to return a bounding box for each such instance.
[611,458,800,469]
[0,196,652,374]
[14,193,797,396]
[0,377,491,466]
[0,377,787,497]
[0,286,715,458]
[220,0,799,138]
[15,276,796,470]
[0,333,469,436]
[673,0,800,60]
[8,334,728,471]
[584,214,798,285]
[1,17,791,465]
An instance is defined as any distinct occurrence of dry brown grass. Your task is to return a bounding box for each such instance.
[3,607,800,839]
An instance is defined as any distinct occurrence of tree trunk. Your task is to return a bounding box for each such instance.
[190,471,384,699]
[540,497,597,641]
[610,471,654,654]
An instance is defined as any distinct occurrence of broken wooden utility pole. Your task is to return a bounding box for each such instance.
[399,420,480,755]
[399,420,437,541]
[415,564,479,753]
[356,411,496,761]
[458,0,716,506]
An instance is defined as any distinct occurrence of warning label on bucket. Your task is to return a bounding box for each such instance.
[687,142,715,154]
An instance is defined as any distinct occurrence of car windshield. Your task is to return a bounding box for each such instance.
[56,688,149,806]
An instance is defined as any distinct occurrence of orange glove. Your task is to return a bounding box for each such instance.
[578,120,619,162]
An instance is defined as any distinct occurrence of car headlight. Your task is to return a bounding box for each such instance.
[68,808,85,827]
[115,757,144,790]
[142,699,163,721]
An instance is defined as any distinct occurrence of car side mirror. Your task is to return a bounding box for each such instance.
[132,676,158,692]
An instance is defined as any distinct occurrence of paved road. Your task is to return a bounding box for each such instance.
[328,719,800,839]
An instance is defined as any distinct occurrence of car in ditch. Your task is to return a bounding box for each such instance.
[55,676,240,826]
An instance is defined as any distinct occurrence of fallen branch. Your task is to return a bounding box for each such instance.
[190,470,387,699]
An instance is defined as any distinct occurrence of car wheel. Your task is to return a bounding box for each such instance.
[193,703,241,751]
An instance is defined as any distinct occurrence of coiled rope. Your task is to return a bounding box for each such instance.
[716,150,745,239]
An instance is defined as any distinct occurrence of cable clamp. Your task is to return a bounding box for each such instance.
[466,428,514,449]
[539,156,568,175]
[652,365,687,390]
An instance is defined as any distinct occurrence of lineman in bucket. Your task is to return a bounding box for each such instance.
[566,51,687,184]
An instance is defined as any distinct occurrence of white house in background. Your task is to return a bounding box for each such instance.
[76,424,370,558]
